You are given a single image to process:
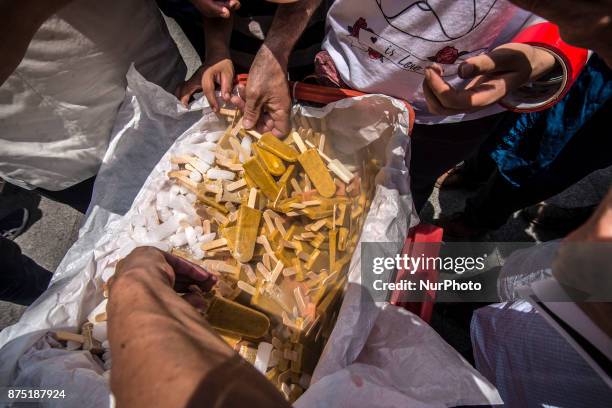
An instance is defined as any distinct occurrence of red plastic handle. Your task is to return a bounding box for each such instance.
[390,224,444,323]
[235,74,415,134]
[236,73,366,103]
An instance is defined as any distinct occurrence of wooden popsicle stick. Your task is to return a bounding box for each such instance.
[226,178,247,192]
[245,129,262,140]
[201,238,228,251]
[237,280,257,296]
[247,187,258,208]
[54,331,85,343]
[219,108,237,117]
[291,131,307,153]
[304,140,331,162]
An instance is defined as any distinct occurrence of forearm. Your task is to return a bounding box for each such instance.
[108,269,288,408]
[0,0,72,85]
[204,15,233,60]
[264,0,323,67]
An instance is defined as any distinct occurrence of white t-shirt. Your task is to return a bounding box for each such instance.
[323,0,535,124]
[0,0,185,191]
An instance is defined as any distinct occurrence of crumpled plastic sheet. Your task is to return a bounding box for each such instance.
[0,67,502,407]
[497,241,560,302]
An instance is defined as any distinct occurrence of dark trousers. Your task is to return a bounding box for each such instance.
[409,112,513,212]
[37,176,96,214]
[0,177,95,305]
[464,101,612,229]
[0,238,52,305]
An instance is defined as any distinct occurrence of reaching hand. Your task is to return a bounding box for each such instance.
[564,189,612,243]
[113,247,216,294]
[176,58,234,111]
[423,43,556,115]
[553,188,612,301]
[231,46,292,137]
[189,0,240,18]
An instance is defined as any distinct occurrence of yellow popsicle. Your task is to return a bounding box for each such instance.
[329,229,337,273]
[297,149,336,198]
[205,294,270,339]
[279,164,295,186]
[243,157,280,200]
[233,206,261,262]
[233,188,262,262]
[258,132,299,162]
[253,144,286,176]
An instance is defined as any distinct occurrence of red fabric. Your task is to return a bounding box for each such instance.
[509,22,589,112]
[390,224,443,323]
[235,73,416,134]
[314,50,350,89]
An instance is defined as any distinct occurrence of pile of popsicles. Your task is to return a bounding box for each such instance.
[55,109,377,402]
[167,109,377,401]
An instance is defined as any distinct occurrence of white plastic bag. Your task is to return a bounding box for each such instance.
[0,67,501,407]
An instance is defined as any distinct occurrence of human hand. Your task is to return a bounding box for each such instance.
[113,246,216,294]
[231,46,291,137]
[189,0,240,18]
[423,43,556,115]
[563,189,612,243]
[552,188,612,300]
[176,58,234,111]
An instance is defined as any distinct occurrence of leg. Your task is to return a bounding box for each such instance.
[459,137,499,183]
[36,176,95,214]
[0,236,52,305]
[409,112,513,212]
[464,101,612,230]
[156,0,205,57]
[463,170,523,230]
[435,146,498,191]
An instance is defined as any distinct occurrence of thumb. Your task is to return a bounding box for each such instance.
[220,72,232,102]
[242,96,263,129]
[459,53,497,79]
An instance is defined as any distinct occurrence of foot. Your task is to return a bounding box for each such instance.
[0,208,29,240]
[435,212,489,240]
[521,203,596,234]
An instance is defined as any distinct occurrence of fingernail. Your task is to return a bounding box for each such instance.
[243,119,253,128]
[459,64,473,78]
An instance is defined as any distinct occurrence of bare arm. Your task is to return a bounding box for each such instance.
[108,247,289,408]
[202,15,234,106]
[264,0,323,69]
[233,0,323,136]
[204,14,233,60]
[176,9,236,108]
[0,0,72,85]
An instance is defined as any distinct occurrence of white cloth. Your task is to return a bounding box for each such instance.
[323,0,536,124]
[472,301,612,407]
[0,0,185,191]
